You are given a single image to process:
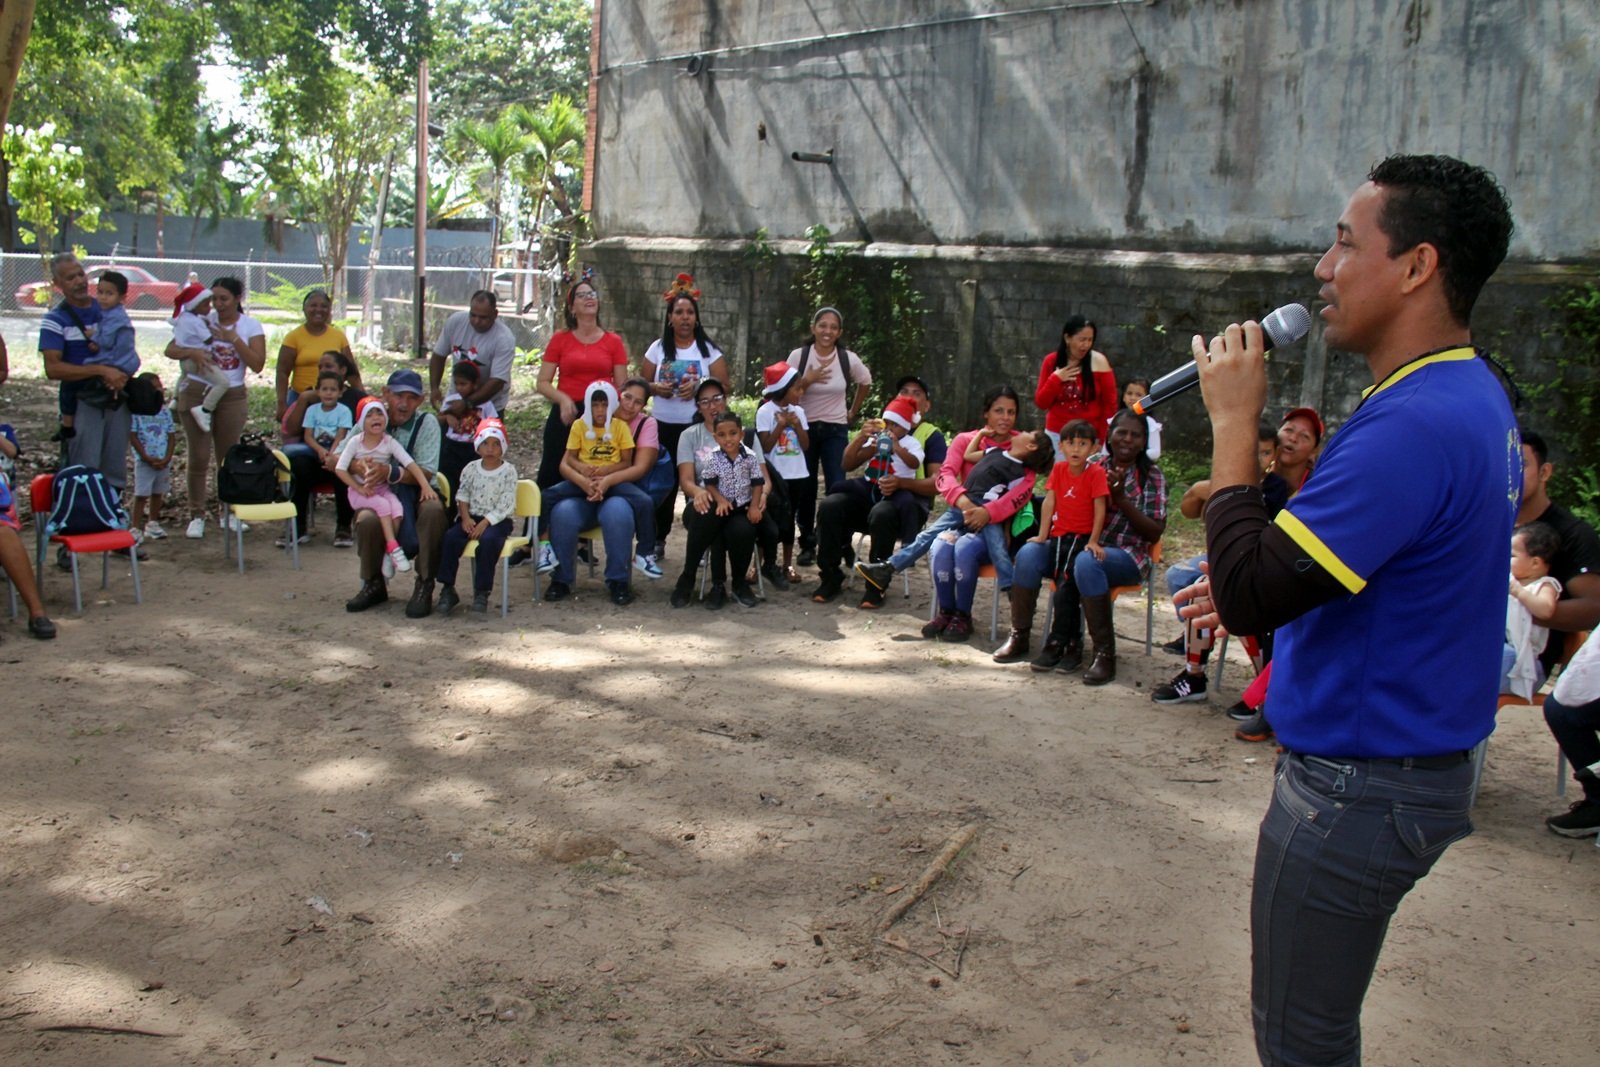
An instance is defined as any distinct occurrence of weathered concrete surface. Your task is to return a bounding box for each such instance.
[592,0,1599,260]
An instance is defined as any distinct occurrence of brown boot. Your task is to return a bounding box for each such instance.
[1082,594,1117,686]
[992,587,1039,663]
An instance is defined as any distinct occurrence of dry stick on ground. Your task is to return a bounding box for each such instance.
[36,1024,176,1038]
[875,934,960,980]
[877,823,978,934]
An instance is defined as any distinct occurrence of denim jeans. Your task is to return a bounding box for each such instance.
[1544,692,1600,803]
[928,525,1009,612]
[888,506,963,572]
[1166,553,1206,609]
[794,421,850,545]
[1252,750,1475,1066]
[547,490,635,586]
[610,481,656,558]
[438,516,514,592]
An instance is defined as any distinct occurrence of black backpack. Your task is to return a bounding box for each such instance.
[218,433,289,505]
[47,464,131,535]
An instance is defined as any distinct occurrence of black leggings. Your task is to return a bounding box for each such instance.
[677,505,758,590]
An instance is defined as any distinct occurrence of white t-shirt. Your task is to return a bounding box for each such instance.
[432,311,518,412]
[756,400,810,480]
[201,312,266,388]
[786,344,871,425]
[1552,628,1600,707]
[642,337,723,425]
[1505,574,1563,700]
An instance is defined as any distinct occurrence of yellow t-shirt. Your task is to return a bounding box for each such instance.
[565,418,636,468]
[280,324,351,393]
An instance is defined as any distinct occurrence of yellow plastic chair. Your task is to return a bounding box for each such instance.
[461,480,540,616]
[222,449,299,574]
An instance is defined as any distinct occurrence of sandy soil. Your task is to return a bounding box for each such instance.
[1,351,1594,1067]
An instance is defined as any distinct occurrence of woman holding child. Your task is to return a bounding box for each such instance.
[1015,409,1166,685]
[532,272,629,572]
[165,276,267,540]
[280,349,367,546]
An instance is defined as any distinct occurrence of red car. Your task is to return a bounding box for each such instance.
[15,264,185,310]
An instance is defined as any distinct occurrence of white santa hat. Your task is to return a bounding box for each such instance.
[582,381,620,441]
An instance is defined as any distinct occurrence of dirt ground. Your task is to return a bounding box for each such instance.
[1,348,1594,1067]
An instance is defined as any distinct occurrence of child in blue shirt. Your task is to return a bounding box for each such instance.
[55,270,141,441]
[302,370,356,467]
[128,372,177,540]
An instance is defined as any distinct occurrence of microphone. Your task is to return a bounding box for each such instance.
[1132,303,1312,415]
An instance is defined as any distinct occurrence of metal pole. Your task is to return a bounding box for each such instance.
[414,58,429,361]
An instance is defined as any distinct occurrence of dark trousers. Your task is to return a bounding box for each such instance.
[816,478,925,585]
[357,488,445,582]
[677,504,757,590]
[438,516,514,592]
[1252,751,1475,1066]
[793,420,849,547]
[534,407,571,536]
[1544,692,1600,803]
[439,437,477,501]
[653,421,690,546]
[285,445,354,532]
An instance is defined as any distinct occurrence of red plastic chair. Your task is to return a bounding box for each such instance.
[30,473,143,613]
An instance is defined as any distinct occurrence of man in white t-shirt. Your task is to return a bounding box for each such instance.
[428,290,517,415]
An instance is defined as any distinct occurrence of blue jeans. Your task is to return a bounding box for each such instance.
[438,516,514,592]
[928,525,1009,612]
[1253,751,1475,1066]
[888,506,963,572]
[547,488,635,586]
[1166,554,1206,616]
[794,421,850,545]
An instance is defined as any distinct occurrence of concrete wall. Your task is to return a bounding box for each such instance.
[80,213,491,266]
[584,1,1600,446]
[593,0,1599,259]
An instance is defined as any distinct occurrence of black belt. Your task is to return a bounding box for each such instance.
[1312,751,1473,770]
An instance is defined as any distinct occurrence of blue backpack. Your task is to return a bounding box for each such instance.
[47,464,130,535]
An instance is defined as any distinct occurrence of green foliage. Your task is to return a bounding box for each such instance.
[1536,283,1600,528]
[2,122,101,259]
[794,224,926,412]
[251,272,331,314]
[429,0,591,124]
[742,227,775,272]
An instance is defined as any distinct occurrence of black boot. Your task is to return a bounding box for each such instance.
[346,577,388,612]
[993,587,1038,663]
[405,576,436,618]
[1082,594,1117,685]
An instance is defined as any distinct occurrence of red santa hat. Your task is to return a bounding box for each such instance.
[172,282,210,317]
[882,395,921,431]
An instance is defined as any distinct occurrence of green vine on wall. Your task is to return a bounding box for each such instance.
[1529,282,1600,528]
[793,224,925,413]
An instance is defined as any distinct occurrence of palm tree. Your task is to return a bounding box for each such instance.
[512,95,585,309]
[450,107,529,261]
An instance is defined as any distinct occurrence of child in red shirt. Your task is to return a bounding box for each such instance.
[1027,419,1110,650]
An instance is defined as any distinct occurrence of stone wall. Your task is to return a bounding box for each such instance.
[584,238,1592,448]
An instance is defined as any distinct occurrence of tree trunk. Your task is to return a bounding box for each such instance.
[0,151,14,253]
[0,0,37,131]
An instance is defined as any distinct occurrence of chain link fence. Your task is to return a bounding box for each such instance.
[1,252,563,353]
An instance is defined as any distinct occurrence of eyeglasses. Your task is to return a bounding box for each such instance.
[573,290,599,300]
[696,394,726,407]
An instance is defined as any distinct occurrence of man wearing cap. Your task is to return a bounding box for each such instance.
[428,291,517,415]
[346,369,447,616]
[810,376,947,607]
[39,254,132,489]
[1178,155,1518,1064]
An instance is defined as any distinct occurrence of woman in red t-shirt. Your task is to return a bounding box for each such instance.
[532,275,629,553]
[1034,315,1118,445]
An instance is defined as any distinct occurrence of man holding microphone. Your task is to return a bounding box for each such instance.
[1177,156,1518,1065]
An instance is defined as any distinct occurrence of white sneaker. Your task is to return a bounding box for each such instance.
[225,513,250,533]
[536,541,558,574]
[131,527,145,545]
[192,407,213,433]
[389,545,412,574]
[185,516,206,539]
[381,550,396,579]
[634,553,663,580]
[144,520,168,540]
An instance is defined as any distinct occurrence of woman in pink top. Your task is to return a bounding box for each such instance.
[1034,315,1117,445]
[784,306,872,565]
[533,274,629,546]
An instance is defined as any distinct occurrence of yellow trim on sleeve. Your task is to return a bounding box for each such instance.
[1275,510,1367,594]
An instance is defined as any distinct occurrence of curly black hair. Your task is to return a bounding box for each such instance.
[1367,154,1513,325]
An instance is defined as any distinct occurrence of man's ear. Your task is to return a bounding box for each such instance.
[1398,241,1440,296]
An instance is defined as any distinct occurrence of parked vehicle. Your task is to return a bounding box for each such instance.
[16,264,184,310]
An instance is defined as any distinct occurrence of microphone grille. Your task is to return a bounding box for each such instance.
[1262,304,1312,350]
